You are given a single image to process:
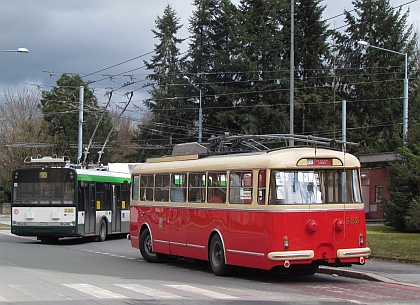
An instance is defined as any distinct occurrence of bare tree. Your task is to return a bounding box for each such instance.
[0,88,51,202]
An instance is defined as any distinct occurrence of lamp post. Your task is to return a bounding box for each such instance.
[0,48,29,54]
[358,40,408,145]
[183,76,202,143]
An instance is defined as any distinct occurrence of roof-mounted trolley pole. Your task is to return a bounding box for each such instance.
[96,92,133,164]
[206,134,362,155]
[86,91,113,153]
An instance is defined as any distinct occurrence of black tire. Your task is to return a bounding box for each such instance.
[209,234,232,276]
[286,264,319,276]
[96,219,107,242]
[140,229,160,263]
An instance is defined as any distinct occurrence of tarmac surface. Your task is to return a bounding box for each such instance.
[1,214,420,288]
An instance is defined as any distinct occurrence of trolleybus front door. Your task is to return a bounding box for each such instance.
[84,183,96,235]
[111,184,122,232]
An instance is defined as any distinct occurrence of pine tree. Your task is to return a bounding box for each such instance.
[333,0,417,152]
[292,0,334,137]
[137,4,191,155]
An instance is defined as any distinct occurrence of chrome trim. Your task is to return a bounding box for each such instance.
[169,241,186,247]
[268,250,314,261]
[187,243,206,249]
[337,247,371,258]
[154,239,170,245]
[227,249,265,257]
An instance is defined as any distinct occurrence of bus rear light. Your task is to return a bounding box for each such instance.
[359,234,365,246]
[360,256,365,264]
[306,219,318,233]
[334,219,344,232]
[283,236,289,250]
[284,260,290,268]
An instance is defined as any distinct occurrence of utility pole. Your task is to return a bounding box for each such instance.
[77,86,84,165]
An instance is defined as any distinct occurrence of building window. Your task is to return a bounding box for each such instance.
[375,186,383,202]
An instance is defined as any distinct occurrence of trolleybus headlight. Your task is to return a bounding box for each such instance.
[283,236,289,250]
[334,219,344,232]
[306,219,318,233]
[359,234,365,246]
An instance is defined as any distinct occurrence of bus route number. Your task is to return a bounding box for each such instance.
[39,171,48,179]
[64,208,74,214]
[346,217,360,225]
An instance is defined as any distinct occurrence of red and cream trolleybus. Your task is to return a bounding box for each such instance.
[128,139,370,276]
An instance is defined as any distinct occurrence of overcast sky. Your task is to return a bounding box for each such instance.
[0,0,418,122]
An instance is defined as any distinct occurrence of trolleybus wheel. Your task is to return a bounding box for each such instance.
[140,229,160,263]
[96,219,107,242]
[209,234,232,276]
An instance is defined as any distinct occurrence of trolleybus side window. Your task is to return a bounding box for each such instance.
[208,172,227,203]
[229,171,252,204]
[132,175,139,201]
[171,173,186,202]
[188,172,206,203]
[140,174,154,201]
[258,170,266,205]
[155,174,170,202]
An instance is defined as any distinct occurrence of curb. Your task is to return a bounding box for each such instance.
[319,266,420,288]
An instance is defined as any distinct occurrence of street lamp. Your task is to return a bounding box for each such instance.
[183,75,202,143]
[357,40,408,145]
[0,48,29,53]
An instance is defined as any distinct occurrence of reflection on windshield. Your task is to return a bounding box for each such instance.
[269,169,361,205]
[13,182,75,205]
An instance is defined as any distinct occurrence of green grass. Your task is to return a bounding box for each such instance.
[367,226,420,263]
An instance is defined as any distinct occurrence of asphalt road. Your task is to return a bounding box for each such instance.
[1,224,420,304]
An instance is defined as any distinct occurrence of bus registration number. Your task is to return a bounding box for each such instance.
[64,208,74,214]
[346,217,360,225]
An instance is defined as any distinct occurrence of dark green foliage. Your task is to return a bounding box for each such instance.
[333,0,417,152]
[384,121,420,232]
[39,74,114,162]
[134,4,194,154]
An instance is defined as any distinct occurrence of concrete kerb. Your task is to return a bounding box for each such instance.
[319,266,420,288]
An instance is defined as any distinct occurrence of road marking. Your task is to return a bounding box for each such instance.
[63,284,127,299]
[0,294,7,302]
[166,284,238,299]
[115,284,182,299]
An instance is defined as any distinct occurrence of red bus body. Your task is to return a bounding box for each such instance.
[129,147,370,275]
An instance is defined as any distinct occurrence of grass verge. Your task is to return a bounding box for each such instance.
[367,226,420,263]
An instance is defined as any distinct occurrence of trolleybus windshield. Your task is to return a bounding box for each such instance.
[270,169,361,205]
[12,169,75,205]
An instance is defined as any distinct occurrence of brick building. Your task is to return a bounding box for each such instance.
[359,152,396,220]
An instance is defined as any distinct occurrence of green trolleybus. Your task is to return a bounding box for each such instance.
[11,156,133,242]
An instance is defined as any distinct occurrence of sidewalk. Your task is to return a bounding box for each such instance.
[0,214,10,226]
[320,258,420,287]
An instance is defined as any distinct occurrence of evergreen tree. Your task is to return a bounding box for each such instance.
[333,0,417,152]
[292,0,334,137]
[188,0,237,141]
[39,73,113,162]
[136,4,190,158]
